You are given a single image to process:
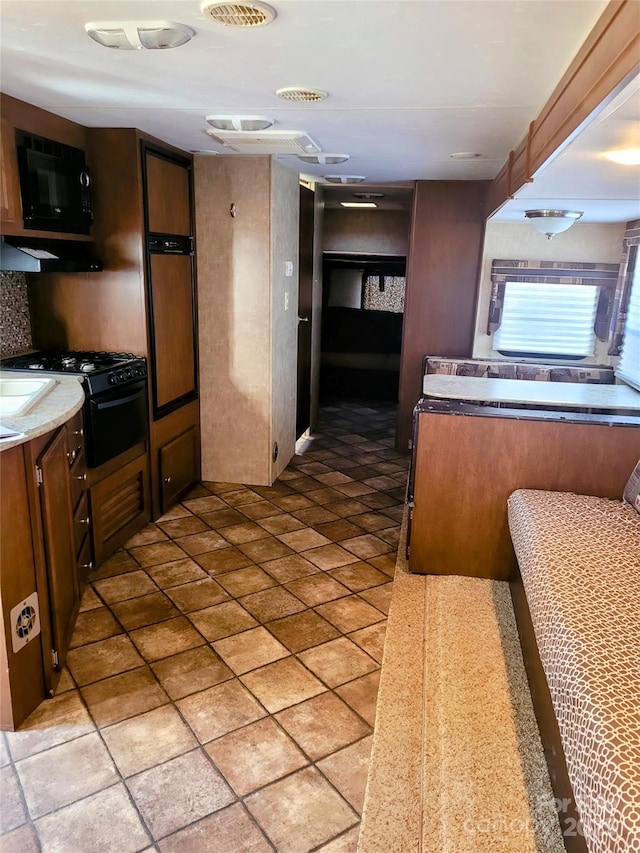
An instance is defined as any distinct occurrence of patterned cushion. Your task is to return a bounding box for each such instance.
[423,357,615,384]
[508,490,640,853]
[623,459,640,515]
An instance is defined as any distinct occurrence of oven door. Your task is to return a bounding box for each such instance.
[85,380,148,468]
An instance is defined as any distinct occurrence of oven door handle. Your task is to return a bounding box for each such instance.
[91,388,145,410]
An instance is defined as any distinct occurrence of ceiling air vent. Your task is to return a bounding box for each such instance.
[323,175,366,184]
[298,153,349,165]
[206,129,321,155]
[276,87,328,103]
[200,2,276,27]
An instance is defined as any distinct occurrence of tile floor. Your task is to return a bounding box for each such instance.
[1,400,408,853]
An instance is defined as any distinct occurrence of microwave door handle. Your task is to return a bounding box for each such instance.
[92,389,144,410]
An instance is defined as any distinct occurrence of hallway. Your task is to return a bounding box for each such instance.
[1,401,407,852]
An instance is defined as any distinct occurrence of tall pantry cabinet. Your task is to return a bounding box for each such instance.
[29,128,200,520]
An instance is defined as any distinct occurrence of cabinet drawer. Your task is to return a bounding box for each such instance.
[66,410,85,468]
[70,454,88,510]
[160,427,198,513]
[73,491,91,556]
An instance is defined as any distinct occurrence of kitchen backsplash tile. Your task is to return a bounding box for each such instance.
[0,271,32,356]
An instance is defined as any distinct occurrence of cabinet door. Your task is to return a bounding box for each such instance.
[37,428,79,677]
[149,253,197,412]
[0,116,20,228]
[90,452,150,566]
[144,151,191,236]
[160,427,198,512]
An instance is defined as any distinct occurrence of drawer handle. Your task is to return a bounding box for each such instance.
[81,561,94,570]
[74,473,87,482]
[68,449,77,464]
[164,476,172,484]
[79,517,90,525]
[73,428,84,437]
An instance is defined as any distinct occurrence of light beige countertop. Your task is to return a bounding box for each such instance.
[0,371,85,451]
[422,374,640,411]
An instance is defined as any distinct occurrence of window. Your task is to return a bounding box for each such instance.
[494,281,599,357]
[616,247,640,389]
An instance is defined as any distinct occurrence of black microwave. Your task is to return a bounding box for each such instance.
[15,130,93,234]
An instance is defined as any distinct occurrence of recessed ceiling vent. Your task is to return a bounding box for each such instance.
[323,175,366,184]
[200,2,276,27]
[206,129,321,155]
[206,115,274,131]
[85,21,195,49]
[353,192,385,199]
[276,87,328,103]
[298,153,349,165]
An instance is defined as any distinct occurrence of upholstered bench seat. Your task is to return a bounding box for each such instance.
[507,489,640,853]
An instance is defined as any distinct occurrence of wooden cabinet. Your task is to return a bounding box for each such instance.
[409,409,640,580]
[34,427,80,681]
[0,93,91,240]
[0,444,46,730]
[1,417,86,729]
[89,449,150,566]
[26,121,201,521]
[160,426,199,513]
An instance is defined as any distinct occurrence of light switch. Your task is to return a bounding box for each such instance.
[284,292,289,311]
[284,260,294,277]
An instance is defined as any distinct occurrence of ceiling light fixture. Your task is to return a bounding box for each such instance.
[605,148,640,166]
[324,175,366,184]
[200,2,276,27]
[276,87,328,103]
[206,115,274,132]
[450,152,482,160]
[341,202,377,208]
[297,153,349,165]
[524,209,583,240]
[85,21,195,49]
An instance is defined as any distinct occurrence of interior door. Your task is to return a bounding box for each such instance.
[296,184,314,438]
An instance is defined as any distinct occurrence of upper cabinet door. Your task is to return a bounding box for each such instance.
[144,149,191,236]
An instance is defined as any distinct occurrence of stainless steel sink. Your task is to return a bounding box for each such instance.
[0,376,56,416]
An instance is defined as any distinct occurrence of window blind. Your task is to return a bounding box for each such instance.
[493,282,599,357]
[616,259,640,389]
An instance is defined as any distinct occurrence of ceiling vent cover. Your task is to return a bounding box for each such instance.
[353,192,385,199]
[200,2,276,27]
[85,21,195,49]
[324,175,366,184]
[207,129,321,155]
[276,87,328,103]
[298,153,349,165]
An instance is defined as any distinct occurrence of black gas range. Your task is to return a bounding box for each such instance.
[1,350,149,468]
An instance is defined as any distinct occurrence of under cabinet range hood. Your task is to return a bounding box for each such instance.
[0,236,103,273]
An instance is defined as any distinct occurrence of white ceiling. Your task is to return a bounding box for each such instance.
[2,0,636,221]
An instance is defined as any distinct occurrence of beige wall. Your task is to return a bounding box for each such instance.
[472,221,625,363]
[195,155,286,485]
[323,209,410,255]
[270,160,300,481]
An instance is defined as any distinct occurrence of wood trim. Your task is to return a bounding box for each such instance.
[487,1,640,215]
[397,181,489,450]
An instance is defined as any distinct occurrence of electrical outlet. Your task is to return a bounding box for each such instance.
[284,260,294,277]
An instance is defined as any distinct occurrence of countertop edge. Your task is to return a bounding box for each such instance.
[0,372,85,452]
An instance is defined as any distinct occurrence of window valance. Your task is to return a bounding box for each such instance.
[487,259,620,341]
